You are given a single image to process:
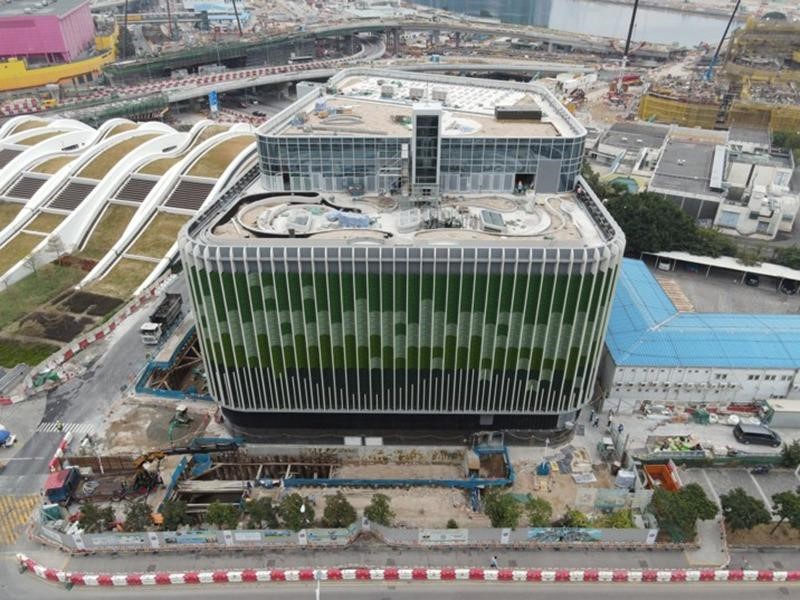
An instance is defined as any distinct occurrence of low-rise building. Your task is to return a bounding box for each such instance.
[601,259,800,413]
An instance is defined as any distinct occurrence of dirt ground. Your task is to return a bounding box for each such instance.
[282,486,491,529]
[58,290,123,317]
[334,464,463,480]
[726,522,800,547]
[510,459,614,519]
[97,399,211,454]
[16,310,93,342]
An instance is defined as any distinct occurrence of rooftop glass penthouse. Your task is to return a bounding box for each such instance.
[257,69,586,197]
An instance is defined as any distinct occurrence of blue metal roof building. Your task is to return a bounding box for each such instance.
[606,259,800,369]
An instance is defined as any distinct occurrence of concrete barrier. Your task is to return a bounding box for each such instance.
[16,554,800,587]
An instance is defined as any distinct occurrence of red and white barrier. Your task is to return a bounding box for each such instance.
[16,554,800,587]
[48,433,72,472]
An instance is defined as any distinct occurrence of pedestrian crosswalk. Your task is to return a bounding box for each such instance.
[36,422,94,434]
[0,494,38,545]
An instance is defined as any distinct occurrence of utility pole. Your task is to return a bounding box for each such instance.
[121,0,129,60]
[704,0,742,81]
[165,0,173,40]
[616,0,640,93]
[231,0,243,36]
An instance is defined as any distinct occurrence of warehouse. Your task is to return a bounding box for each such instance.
[601,259,800,413]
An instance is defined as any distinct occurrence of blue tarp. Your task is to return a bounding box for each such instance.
[607,259,800,368]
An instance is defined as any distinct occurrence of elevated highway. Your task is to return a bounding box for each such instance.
[106,16,680,81]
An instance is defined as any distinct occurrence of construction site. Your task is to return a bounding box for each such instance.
[638,19,800,131]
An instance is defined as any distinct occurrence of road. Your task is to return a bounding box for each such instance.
[0,563,797,600]
[0,277,188,496]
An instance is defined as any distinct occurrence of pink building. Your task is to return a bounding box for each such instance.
[0,0,95,64]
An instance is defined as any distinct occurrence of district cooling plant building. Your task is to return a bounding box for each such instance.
[180,69,625,434]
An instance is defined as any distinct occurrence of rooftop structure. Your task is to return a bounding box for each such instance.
[257,69,586,196]
[209,189,608,247]
[649,139,726,220]
[598,122,669,155]
[606,259,800,369]
[0,0,94,63]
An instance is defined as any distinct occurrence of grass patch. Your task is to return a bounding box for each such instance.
[0,232,44,274]
[0,201,23,231]
[32,155,75,174]
[127,212,189,258]
[104,123,137,138]
[77,205,136,260]
[10,119,47,134]
[89,258,155,299]
[78,134,160,180]
[24,212,64,234]
[0,263,84,330]
[0,337,58,368]
[194,124,230,145]
[137,124,231,176]
[17,130,60,146]
[187,135,254,178]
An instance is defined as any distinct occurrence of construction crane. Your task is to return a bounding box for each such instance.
[615,0,640,94]
[704,0,742,81]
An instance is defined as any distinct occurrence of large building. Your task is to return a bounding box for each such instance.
[0,0,94,64]
[181,70,625,437]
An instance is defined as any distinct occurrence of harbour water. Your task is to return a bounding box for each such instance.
[412,0,739,46]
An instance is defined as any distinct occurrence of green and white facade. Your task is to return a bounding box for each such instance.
[180,71,624,434]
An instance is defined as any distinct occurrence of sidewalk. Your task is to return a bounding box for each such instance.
[685,518,728,567]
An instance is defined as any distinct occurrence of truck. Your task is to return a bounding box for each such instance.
[140,293,182,345]
[44,467,80,504]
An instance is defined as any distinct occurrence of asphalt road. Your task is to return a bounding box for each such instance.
[0,568,798,600]
[42,277,188,430]
[0,432,61,495]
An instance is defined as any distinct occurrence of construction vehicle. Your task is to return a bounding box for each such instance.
[140,293,182,345]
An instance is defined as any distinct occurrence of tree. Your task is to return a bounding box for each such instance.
[771,491,800,534]
[594,508,635,529]
[79,502,115,533]
[161,499,188,530]
[446,519,459,529]
[781,439,800,469]
[206,501,240,529]
[720,488,771,531]
[245,497,279,529]
[322,491,357,528]
[525,497,553,527]
[774,246,800,270]
[279,493,314,531]
[561,508,590,528]
[364,493,394,526]
[681,483,718,520]
[483,492,522,528]
[125,501,152,532]
[648,483,718,542]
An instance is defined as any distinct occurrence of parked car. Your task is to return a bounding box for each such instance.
[744,273,760,287]
[733,423,782,447]
[779,280,798,295]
